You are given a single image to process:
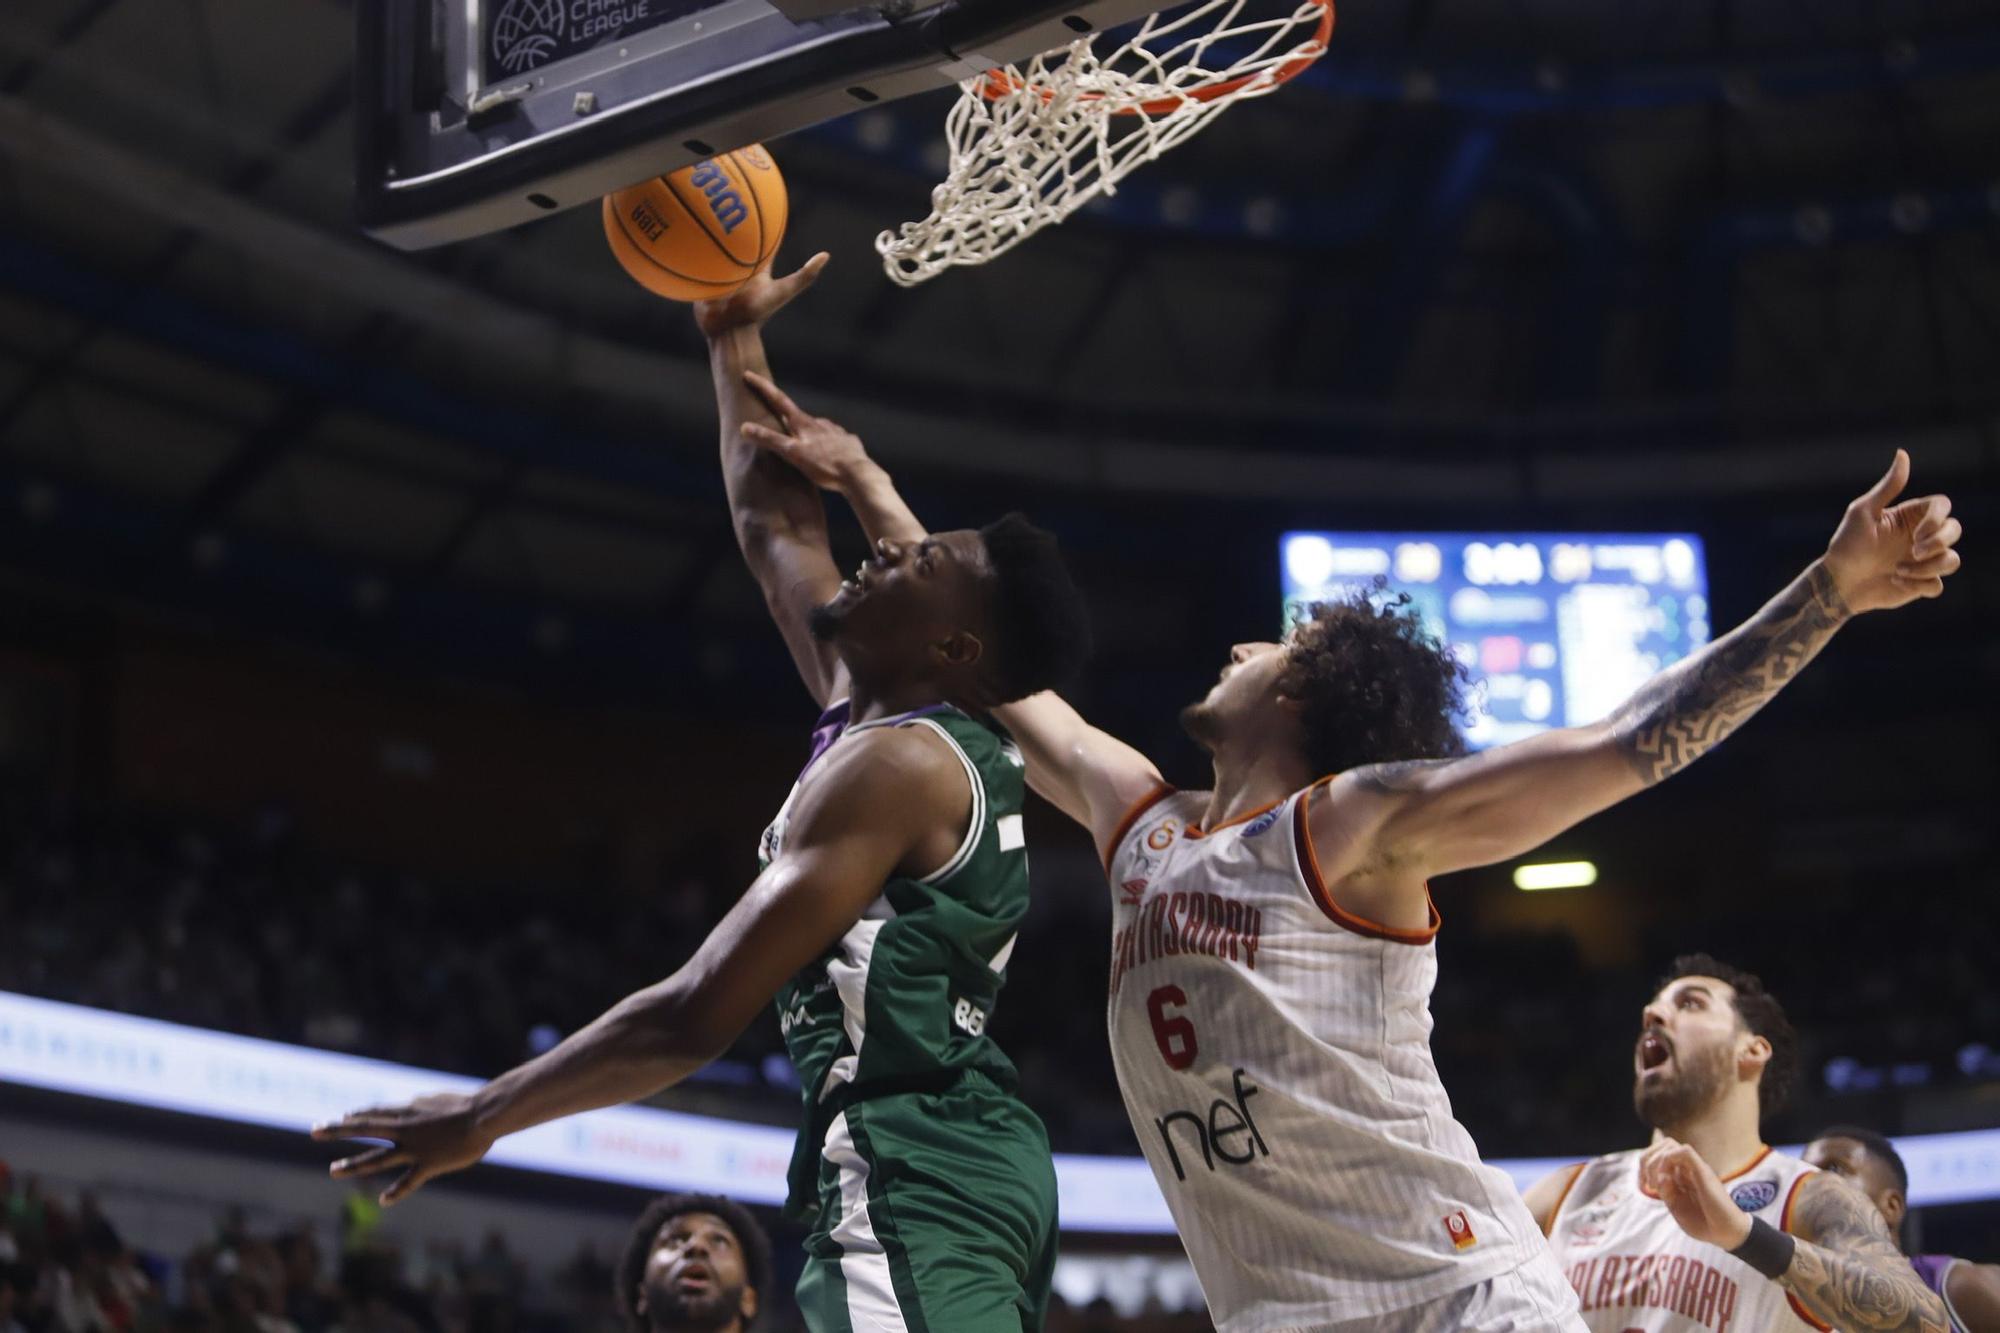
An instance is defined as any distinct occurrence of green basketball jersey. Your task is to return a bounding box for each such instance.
[762,699,1031,1217]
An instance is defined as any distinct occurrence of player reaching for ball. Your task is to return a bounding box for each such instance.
[728,264,1963,1331]
[314,257,1093,1333]
[1523,956,1951,1332]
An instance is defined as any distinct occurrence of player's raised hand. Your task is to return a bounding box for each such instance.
[312,1092,494,1207]
[1639,1138,1754,1251]
[692,252,831,339]
[1822,449,1963,613]
[739,370,873,492]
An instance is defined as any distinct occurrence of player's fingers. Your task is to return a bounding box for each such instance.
[1857,449,1911,511]
[1896,550,1961,580]
[1890,573,1948,600]
[329,1146,410,1180]
[739,421,796,453]
[380,1164,434,1208]
[1910,515,1962,560]
[779,251,831,292]
[312,1109,403,1140]
[741,371,805,425]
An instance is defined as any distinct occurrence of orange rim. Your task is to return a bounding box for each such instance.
[979,0,1333,116]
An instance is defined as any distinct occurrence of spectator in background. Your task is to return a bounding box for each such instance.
[616,1194,771,1333]
[0,1267,25,1333]
[1805,1126,2000,1333]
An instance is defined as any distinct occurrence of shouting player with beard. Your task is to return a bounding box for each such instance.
[1526,955,1950,1332]
[721,260,1964,1333]
[618,1193,773,1333]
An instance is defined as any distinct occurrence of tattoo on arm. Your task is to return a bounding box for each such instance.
[1612,562,1849,786]
[1783,1173,1950,1333]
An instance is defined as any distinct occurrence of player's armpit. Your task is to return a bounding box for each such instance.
[994,691,1164,852]
[670,726,969,1044]
[1946,1260,2000,1333]
[1783,1171,1952,1333]
[1520,1163,1586,1237]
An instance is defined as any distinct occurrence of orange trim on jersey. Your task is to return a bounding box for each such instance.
[1781,1168,1834,1327]
[1294,778,1441,944]
[1725,1144,1776,1182]
[1639,1144,1775,1199]
[1543,1162,1587,1237]
[1100,782,1178,872]
[1186,795,1286,839]
[1784,1292,1833,1332]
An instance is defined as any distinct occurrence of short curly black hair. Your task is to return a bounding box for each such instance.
[977,513,1093,705]
[1660,953,1799,1119]
[616,1192,773,1333]
[1815,1123,1909,1195]
[1283,585,1470,777]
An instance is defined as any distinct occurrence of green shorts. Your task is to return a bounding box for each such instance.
[794,1070,1059,1333]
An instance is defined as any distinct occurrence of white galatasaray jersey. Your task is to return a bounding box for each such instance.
[1546,1146,1829,1333]
[1104,782,1548,1329]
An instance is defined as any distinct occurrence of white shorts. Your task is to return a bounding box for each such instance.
[1320,1252,1587,1333]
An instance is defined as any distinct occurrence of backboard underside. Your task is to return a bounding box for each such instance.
[356,0,1166,248]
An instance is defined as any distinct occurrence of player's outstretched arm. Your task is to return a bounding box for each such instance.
[735,386,1165,846]
[1320,450,1962,893]
[1643,1142,1950,1332]
[692,254,848,706]
[311,725,963,1205]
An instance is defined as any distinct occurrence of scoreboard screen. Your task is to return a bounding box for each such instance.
[1279,532,1711,750]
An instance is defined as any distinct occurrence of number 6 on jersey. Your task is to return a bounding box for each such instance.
[1148,984,1199,1069]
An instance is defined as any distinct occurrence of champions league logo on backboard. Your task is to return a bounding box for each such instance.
[491,0,565,73]
[488,0,671,78]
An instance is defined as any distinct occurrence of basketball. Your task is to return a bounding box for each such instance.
[601,145,788,302]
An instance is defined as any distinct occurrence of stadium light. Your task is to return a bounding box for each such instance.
[1513,860,1598,891]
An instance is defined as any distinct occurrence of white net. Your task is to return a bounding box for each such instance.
[875,0,1331,285]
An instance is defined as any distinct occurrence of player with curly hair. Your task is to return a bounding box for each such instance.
[617,1192,773,1333]
[718,256,1962,1333]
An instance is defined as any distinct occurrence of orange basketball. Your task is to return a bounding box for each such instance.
[601,145,788,302]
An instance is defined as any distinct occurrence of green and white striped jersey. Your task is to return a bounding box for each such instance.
[761,699,1031,1216]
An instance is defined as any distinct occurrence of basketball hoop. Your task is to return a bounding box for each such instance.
[875,0,1333,285]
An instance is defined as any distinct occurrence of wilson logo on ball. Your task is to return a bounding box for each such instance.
[687,161,749,234]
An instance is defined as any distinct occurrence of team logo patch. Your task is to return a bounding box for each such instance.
[1730,1179,1779,1212]
[1145,819,1181,852]
[1241,809,1281,837]
[1443,1210,1478,1251]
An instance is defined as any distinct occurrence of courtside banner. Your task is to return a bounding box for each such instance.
[3,991,1995,1222]
[0,989,1170,1230]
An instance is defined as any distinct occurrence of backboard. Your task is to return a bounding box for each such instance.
[355,0,1167,248]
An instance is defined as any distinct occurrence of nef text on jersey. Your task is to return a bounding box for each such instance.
[1110,889,1263,995]
[1154,1068,1271,1182]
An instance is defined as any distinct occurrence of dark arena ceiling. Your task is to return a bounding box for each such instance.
[0,0,1996,690]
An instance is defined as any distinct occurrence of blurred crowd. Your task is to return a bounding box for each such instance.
[0,1168,1217,1333]
[1,801,1994,1159]
[0,1165,632,1333]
